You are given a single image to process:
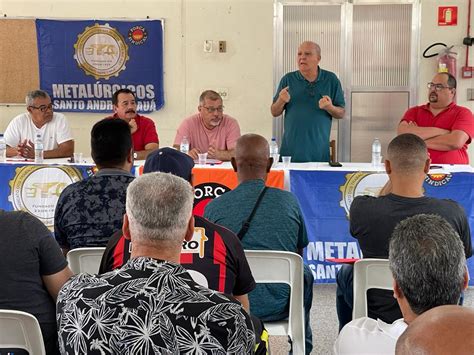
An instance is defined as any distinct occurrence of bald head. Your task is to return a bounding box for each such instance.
[387,134,429,174]
[396,305,474,355]
[233,134,271,181]
[299,41,321,56]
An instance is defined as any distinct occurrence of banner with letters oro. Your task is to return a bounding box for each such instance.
[290,170,474,285]
[36,19,164,113]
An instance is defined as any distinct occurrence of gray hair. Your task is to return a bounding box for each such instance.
[126,172,194,245]
[389,214,466,315]
[199,90,222,105]
[25,90,50,107]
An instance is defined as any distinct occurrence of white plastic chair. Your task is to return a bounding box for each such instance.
[352,258,393,319]
[66,247,106,274]
[0,309,46,355]
[244,250,305,355]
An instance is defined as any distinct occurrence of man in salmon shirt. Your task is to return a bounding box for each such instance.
[173,90,241,161]
[398,73,473,164]
[111,88,159,160]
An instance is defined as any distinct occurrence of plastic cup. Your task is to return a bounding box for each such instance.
[73,152,83,164]
[198,152,208,165]
[282,156,292,168]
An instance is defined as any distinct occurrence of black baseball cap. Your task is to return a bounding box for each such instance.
[143,147,194,182]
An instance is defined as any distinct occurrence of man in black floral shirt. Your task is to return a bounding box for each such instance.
[54,118,135,253]
[57,172,256,354]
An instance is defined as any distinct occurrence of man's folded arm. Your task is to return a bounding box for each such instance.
[425,130,470,151]
[398,121,450,140]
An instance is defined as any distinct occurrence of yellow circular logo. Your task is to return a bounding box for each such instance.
[74,23,129,80]
[9,166,83,228]
[339,172,389,217]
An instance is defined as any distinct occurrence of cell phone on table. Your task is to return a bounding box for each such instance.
[329,161,342,167]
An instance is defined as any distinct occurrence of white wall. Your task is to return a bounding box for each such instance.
[0,0,274,154]
[0,0,472,159]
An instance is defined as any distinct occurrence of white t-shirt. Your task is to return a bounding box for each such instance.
[334,317,408,355]
[4,112,73,151]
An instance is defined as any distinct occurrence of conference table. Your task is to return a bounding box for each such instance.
[1,158,473,284]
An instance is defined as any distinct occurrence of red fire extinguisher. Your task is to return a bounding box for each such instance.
[423,43,458,77]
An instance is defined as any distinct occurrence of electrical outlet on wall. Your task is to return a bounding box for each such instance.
[217,88,229,100]
[218,41,227,53]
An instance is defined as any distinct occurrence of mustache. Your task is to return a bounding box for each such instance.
[126,109,136,114]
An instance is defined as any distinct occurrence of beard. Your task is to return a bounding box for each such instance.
[429,93,438,103]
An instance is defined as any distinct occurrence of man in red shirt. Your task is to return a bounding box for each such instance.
[111,89,159,160]
[398,73,473,164]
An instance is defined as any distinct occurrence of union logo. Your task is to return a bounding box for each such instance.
[128,25,148,45]
[339,172,389,217]
[425,173,452,187]
[8,166,83,229]
[74,23,129,80]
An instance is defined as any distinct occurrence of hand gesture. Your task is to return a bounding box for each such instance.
[18,139,35,159]
[319,95,333,110]
[207,145,217,159]
[188,148,200,160]
[279,86,291,103]
[129,119,138,134]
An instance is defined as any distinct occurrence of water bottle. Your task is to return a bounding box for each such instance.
[371,138,382,168]
[35,133,44,163]
[0,134,6,163]
[180,136,190,155]
[269,137,279,165]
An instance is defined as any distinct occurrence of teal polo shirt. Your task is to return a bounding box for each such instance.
[273,68,345,162]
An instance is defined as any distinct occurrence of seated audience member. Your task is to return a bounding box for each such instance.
[110,88,159,160]
[4,90,74,158]
[99,147,256,312]
[204,133,314,354]
[398,73,474,164]
[57,173,256,354]
[334,214,469,354]
[395,305,474,355]
[336,134,471,331]
[54,118,134,253]
[173,90,240,161]
[0,210,72,355]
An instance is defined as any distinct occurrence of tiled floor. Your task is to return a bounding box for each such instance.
[268,284,474,355]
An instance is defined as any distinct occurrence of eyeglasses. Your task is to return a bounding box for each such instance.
[427,83,453,92]
[29,104,53,112]
[202,106,224,113]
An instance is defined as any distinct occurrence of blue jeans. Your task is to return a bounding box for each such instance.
[336,264,354,332]
[259,264,314,354]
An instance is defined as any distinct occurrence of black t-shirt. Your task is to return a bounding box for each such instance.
[0,210,68,355]
[350,194,472,259]
[99,215,256,296]
[350,193,472,323]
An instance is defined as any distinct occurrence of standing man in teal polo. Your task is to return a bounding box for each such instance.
[271,41,345,162]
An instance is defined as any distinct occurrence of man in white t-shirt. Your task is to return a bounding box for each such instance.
[334,214,468,354]
[4,90,74,158]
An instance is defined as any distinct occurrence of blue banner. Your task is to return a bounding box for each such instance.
[0,163,95,229]
[36,19,164,113]
[290,170,474,285]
